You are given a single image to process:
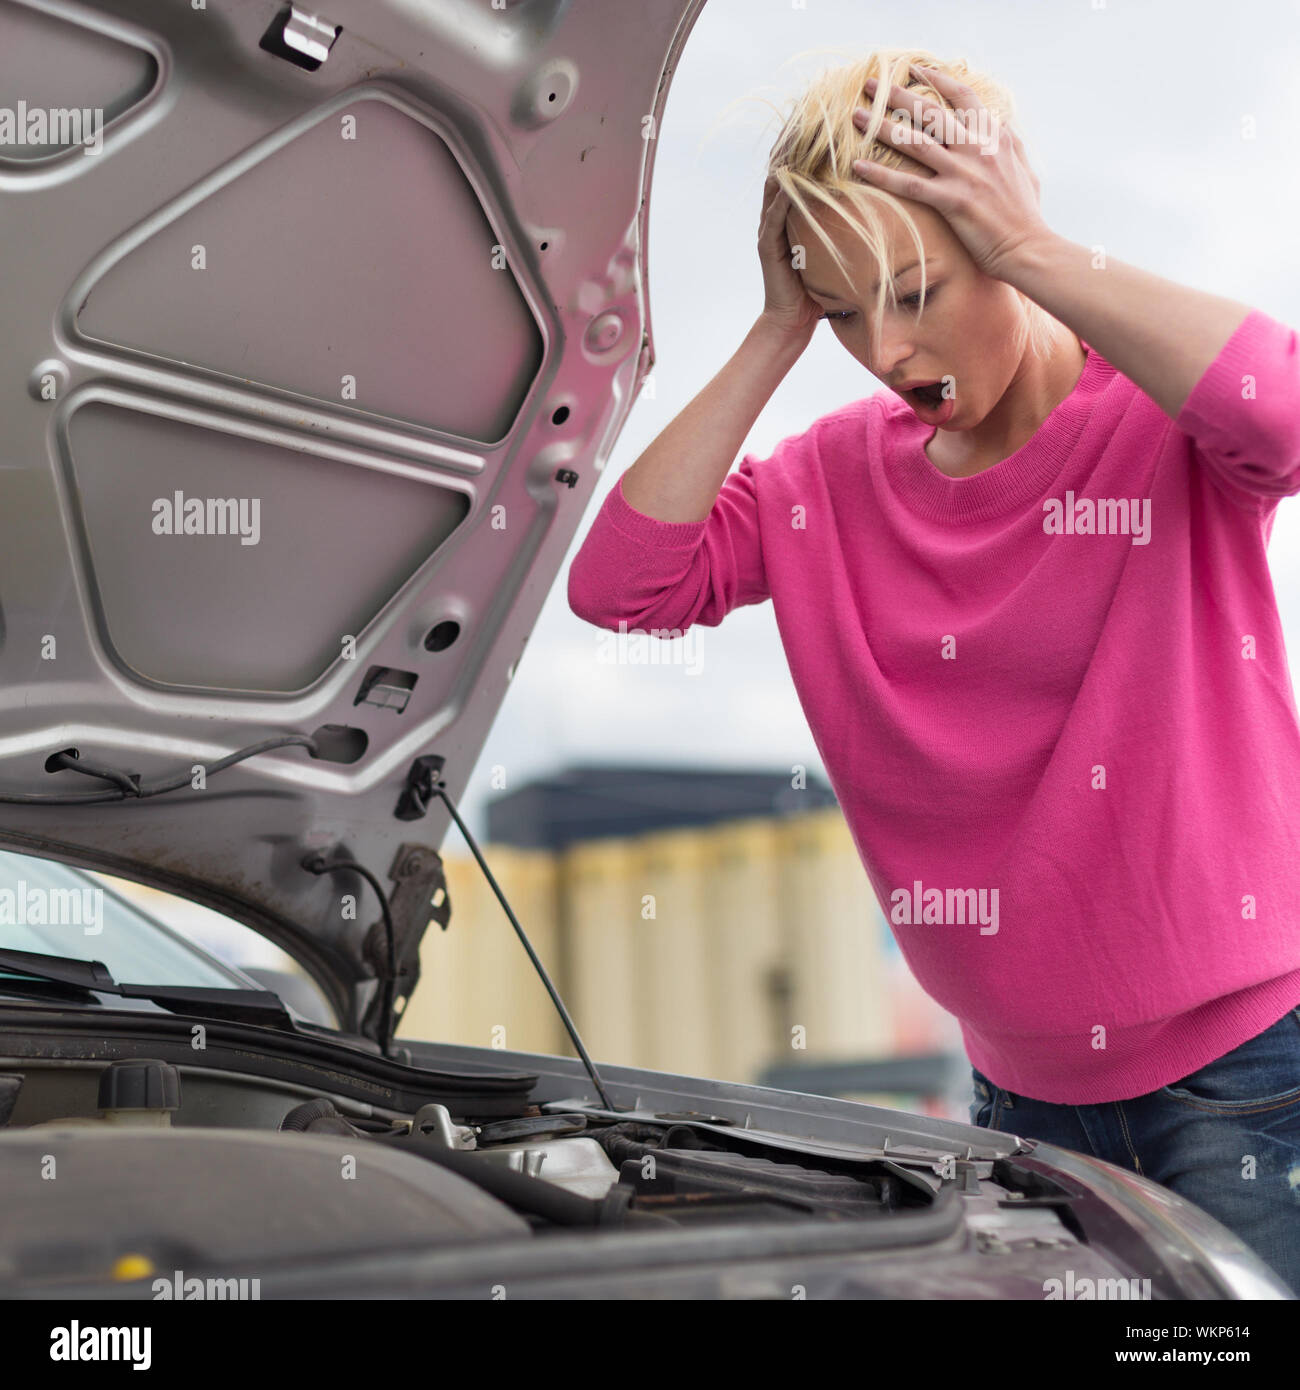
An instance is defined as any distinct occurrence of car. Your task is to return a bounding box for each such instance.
[0,0,1290,1305]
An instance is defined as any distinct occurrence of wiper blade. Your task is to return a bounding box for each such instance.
[0,948,296,1029]
[0,975,102,1005]
[117,985,297,1028]
[0,949,115,991]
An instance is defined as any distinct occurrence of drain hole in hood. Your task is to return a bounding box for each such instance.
[309,725,368,763]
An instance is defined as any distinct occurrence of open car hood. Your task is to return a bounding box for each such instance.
[0,0,706,1035]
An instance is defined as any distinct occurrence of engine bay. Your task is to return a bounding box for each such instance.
[0,1053,945,1239]
[0,1023,1113,1299]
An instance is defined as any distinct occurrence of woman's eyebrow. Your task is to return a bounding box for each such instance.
[804,259,923,297]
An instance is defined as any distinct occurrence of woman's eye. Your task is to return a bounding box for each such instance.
[822,288,937,322]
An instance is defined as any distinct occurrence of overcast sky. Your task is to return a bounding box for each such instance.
[454,0,1300,845]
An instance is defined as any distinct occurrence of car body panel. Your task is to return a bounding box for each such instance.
[0,0,707,1031]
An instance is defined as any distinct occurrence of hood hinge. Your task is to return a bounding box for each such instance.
[359,843,451,1043]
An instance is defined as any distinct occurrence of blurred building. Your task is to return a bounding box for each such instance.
[398,764,964,1114]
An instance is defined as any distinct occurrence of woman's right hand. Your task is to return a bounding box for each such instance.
[757,175,822,343]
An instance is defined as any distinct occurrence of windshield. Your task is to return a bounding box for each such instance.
[0,848,248,989]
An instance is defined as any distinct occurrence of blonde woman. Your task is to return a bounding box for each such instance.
[568,49,1300,1293]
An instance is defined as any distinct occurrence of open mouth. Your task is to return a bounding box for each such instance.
[907,382,946,408]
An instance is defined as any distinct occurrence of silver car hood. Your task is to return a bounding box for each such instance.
[0,0,705,1033]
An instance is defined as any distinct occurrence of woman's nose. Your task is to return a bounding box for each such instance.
[872,334,914,379]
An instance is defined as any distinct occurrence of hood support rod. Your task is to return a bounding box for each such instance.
[400,755,617,1112]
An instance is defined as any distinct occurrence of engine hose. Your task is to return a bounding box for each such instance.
[278,1097,370,1138]
[279,1097,344,1132]
[284,1099,654,1228]
[374,1128,610,1227]
[473,1113,587,1145]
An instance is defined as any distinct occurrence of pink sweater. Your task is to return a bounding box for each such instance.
[567,309,1300,1104]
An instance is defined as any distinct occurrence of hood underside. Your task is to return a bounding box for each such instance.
[0,0,707,1032]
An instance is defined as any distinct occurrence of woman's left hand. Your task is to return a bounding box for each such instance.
[851,64,1054,284]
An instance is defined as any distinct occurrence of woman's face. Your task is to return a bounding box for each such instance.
[786,195,1028,430]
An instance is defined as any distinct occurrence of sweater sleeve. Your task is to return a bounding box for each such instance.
[567,453,768,634]
[1174,308,1300,507]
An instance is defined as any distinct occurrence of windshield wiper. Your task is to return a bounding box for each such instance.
[0,948,296,1029]
[0,975,102,1006]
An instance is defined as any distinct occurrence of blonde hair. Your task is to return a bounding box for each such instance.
[753,47,1059,361]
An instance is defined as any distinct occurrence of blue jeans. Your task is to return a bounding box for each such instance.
[969,1005,1300,1297]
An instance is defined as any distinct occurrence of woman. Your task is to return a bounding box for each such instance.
[567,48,1300,1292]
